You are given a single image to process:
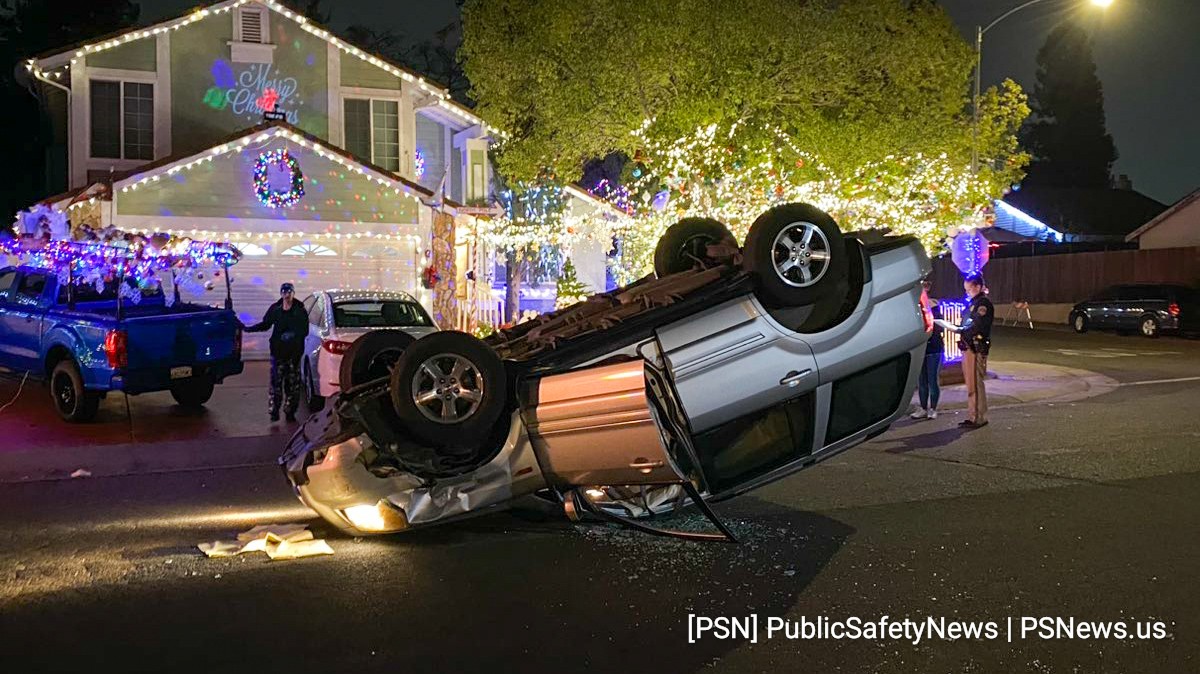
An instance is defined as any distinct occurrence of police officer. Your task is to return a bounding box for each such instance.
[956,273,993,429]
[245,282,309,422]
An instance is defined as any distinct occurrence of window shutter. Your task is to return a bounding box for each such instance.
[239,8,264,43]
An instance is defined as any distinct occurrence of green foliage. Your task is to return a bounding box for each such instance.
[461,0,1027,187]
[1023,21,1117,188]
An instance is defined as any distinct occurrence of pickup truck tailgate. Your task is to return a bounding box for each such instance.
[124,310,239,369]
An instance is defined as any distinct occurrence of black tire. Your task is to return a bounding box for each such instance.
[170,376,214,408]
[653,217,733,278]
[744,203,848,307]
[50,359,100,423]
[1071,312,1088,334]
[303,360,326,412]
[1140,315,1160,339]
[339,330,417,390]
[389,331,507,448]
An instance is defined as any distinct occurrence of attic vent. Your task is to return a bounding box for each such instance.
[239,8,265,43]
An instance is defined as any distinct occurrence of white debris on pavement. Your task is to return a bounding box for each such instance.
[69,469,92,478]
[198,524,333,561]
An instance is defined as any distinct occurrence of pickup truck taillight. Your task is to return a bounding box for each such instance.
[322,340,352,355]
[1168,302,1181,317]
[104,330,128,369]
[233,326,243,358]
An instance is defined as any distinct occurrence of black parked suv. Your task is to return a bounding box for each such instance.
[1069,284,1199,338]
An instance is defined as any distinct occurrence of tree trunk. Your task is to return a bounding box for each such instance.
[504,248,522,323]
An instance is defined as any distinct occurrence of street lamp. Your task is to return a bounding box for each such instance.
[971,0,1114,171]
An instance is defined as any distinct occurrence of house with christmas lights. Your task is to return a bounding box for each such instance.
[15,0,617,355]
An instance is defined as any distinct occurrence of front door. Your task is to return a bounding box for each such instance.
[526,359,686,488]
[0,271,48,372]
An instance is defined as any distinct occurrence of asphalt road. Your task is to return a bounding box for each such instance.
[1,326,1198,673]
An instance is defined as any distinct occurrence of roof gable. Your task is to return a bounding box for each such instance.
[1003,186,1167,238]
[27,0,498,136]
[1125,188,1200,242]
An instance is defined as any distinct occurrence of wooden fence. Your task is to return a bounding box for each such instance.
[929,246,1200,304]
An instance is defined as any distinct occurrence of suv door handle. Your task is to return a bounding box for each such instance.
[780,369,812,387]
[629,458,665,473]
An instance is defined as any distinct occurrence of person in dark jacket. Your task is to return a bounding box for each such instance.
[245,282,309,422]
[911,280,944,420]
[955,274,994,429]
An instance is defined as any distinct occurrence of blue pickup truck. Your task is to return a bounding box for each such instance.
[0,265,244,422]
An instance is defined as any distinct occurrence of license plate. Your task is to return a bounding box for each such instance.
[170,366,193,380]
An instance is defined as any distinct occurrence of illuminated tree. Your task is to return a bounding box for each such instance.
[462,0,1030,281]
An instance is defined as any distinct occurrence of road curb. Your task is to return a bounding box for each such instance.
[0,434,287,483]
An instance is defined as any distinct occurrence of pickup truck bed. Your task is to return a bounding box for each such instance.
[0,265,244,420]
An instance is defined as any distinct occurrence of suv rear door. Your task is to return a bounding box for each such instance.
[654,295,820,435]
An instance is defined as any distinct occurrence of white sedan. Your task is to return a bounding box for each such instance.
[299,290,437,410]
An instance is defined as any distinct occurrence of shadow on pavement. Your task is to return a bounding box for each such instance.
[0,498,854,673]
[883,425,968,454]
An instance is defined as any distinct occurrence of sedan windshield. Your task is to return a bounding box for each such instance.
[333,300,432,328]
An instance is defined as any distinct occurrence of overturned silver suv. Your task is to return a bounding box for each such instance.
[281,203,932,540]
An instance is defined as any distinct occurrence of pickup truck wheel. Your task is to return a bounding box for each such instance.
[744,203,848,307]
[170,376,214,408]
[50,360,100,423]
[653,217,734,278]
[389,331,507,448]
[340,331,417,390]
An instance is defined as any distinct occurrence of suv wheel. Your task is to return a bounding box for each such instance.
[1140,315,1160,338]
[744,203,848,307]
[653,217,734,278]
[339,331,417,391]
[1072,312,1088,334]
[389,331,507,448]
[50,359,100,422]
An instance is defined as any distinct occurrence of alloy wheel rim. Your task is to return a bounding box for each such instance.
[771,221,831,288]
[1143,319,1156,336]
[411,353,484,424]
[54,372,75,413]
[1076,316,1084,331]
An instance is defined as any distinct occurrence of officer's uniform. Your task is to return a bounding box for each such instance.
[959,293,994,425]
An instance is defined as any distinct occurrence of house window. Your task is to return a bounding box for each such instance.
[281,244,337,257]
[344,98,401,172]
[231,242,270,257]
[90,80,154,161]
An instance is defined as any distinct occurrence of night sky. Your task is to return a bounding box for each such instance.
[141,0,1198,205]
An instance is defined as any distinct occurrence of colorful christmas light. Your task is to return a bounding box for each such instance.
[253,149,305,208]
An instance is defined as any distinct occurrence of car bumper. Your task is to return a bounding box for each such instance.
[282,409,546,535]
[106,358,244,394]
[316,352,342,398]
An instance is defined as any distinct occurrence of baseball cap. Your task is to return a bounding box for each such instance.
[280,282,295,293]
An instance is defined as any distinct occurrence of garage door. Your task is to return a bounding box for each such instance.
[177,239,420,358]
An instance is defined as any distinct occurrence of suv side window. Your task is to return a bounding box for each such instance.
[0,269,16,302]
[691,392,816,494]
[1112,286,1136,301]
[826,354,911,444]
[15,272,48,303]
[1091,287,1117,302]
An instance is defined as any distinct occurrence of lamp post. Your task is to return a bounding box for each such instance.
[972,0,1114,172]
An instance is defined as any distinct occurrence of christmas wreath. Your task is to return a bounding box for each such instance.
[253,149,305,208]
